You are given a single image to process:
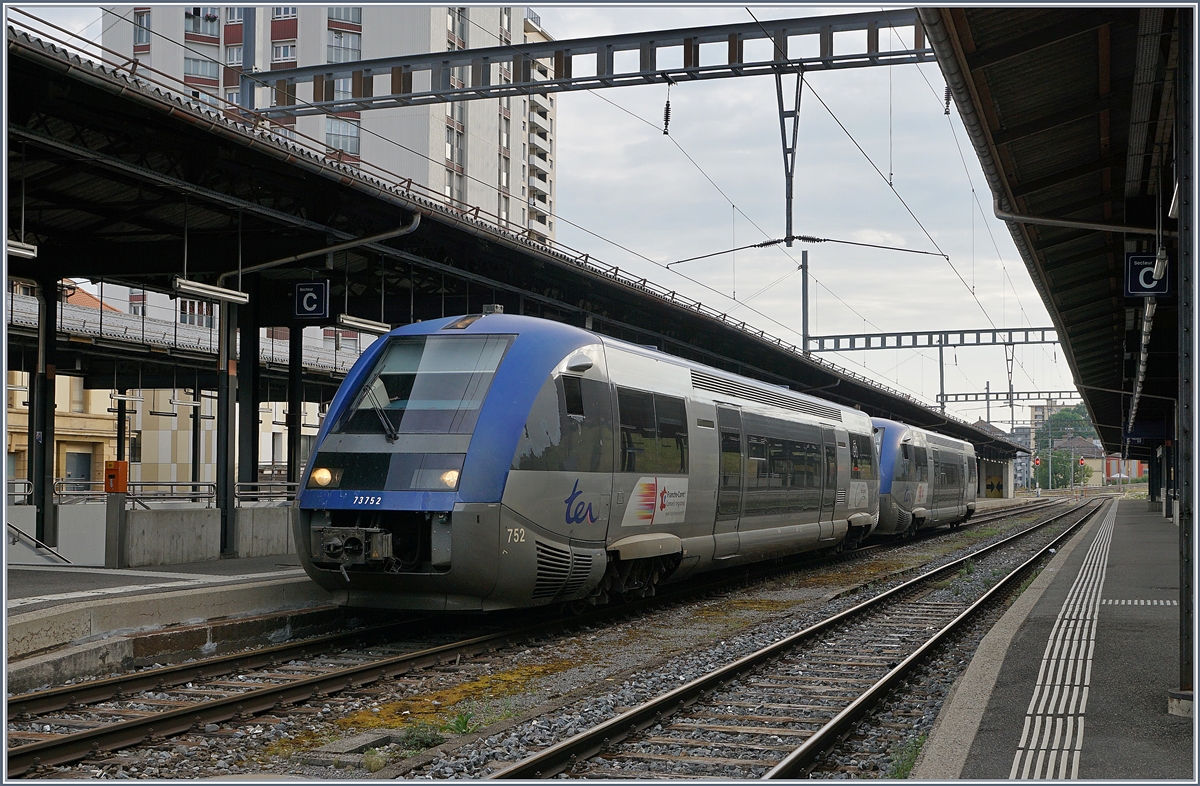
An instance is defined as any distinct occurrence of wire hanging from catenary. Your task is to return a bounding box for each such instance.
[667,234,949,268]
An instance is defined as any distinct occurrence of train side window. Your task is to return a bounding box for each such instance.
[562,375,585,417]
[512,375,613,473]
[914,446,929,482]
[617,387,657,474]
[850,434,875,480]
[653,394,688,474]
[899,443,912,481]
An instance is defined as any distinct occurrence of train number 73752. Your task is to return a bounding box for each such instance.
[353,495,382,505]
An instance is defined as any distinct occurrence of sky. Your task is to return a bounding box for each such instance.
[9,3,1081,431]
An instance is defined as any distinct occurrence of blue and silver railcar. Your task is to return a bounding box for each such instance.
[294,313,878,611]
[871,417,977,536]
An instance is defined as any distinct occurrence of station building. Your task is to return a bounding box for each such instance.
[99,5,557,243]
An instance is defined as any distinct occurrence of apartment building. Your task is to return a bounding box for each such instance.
[100,5,556,241]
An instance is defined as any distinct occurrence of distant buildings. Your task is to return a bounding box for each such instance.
[100,5,556,242]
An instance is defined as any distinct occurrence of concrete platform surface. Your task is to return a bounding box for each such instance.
[916,498,1193,780]
[7,554,303,615]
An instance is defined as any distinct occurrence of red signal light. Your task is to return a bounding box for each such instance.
[1034,457,1041,467]
[1079,457,1085,466]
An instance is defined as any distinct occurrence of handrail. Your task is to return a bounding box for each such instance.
[7,522,72,563]
[6,478,33,505]
[234,481,298,506]
[52,480,217,507]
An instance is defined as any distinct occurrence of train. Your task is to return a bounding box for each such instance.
[292,312,974,611]
[871,417,977,537]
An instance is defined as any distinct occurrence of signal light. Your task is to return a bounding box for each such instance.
[1034,457,1041,467]
[1079,457,1086,466]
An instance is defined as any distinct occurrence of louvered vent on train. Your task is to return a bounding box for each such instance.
[836,488,848,505]
[532,541,593,600]
[690,370,842,421]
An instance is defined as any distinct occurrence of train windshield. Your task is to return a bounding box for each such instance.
[336,334,513,435]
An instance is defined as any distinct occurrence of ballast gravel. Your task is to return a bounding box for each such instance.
[36,500,1080,780]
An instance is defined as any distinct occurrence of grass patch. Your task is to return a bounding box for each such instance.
[1017,567,1044,595]
[888,734,926,778]
[443,711,483,735]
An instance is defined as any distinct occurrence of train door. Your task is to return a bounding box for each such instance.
[712,406,743,559]
[818,427,838,540]
[931,447,942,520]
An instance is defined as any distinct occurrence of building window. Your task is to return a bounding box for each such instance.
[272,42,297,63]
[272,7,297,19]
[498,160,509,190]
[327,29,361,63]
[191,90,220,108]
[328,7,361,24]
[129,431,142,464]
[184,57,220,78]
[226,7,243,22]
[444,169,465,203]
[333,76,352,101]
[184,6,220,36]
[326,117,360,155]
[133,10,151,44]
[179,298,215,327]
[498,194,509,224]
[323,328,359,352]
[499,116,510,150]
[129,289,145,316]
[226,45,242,65]
[226,89,240,104]
[70,377,85,413]
[445,126,465,166]
[500,6,510,31]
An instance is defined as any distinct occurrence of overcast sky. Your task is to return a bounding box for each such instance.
[11,4,1080,431]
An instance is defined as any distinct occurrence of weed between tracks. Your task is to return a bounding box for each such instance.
[887,734,926,778]
[337,659,574,732]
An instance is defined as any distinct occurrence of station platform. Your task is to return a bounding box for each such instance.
[6,554,340,693]
[916,497,1194,780]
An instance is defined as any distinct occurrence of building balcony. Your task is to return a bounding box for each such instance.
[529,110,552,134]
[529,92,552,112]
[528,132,551,155]
[528,176,550,197]
[528,152,552,175]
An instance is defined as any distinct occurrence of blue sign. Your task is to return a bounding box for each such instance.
[295,281,329,319]
[1125,253,1170,297]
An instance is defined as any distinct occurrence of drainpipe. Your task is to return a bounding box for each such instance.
[215,213,421,287]
[992,197,1175,237]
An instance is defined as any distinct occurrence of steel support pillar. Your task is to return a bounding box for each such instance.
[287,324,303,484]
[216,302,238,555]
[1175,5,1193,703]
[31,278,58,546]
[116,390,126,462]
[938,344,946,413]
[237,283,260,486]
[191,373,201,487]
[801,250,809,352]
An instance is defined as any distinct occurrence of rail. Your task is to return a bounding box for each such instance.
[235,481,298,505]
[6,522,72,563]
[7,478,33,505]
[52,480,216,507]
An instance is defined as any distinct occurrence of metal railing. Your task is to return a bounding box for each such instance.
[7,478,33,505]
[7,292,362,375]
[52,480,216,507]
[235,481,299,506]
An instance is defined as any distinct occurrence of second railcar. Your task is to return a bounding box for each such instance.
[871,418,977,536]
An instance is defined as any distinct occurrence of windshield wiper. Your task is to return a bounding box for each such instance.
[365,387,400,443]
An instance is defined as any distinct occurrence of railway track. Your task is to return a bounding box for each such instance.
[487,498,1104,779]
[6,498,1061,778]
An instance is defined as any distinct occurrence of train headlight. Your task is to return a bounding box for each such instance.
[439,469,460,488]
[307,467,343,489]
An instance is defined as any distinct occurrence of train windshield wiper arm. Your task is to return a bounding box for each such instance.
[365,386,399,443]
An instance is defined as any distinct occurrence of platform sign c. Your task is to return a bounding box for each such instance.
[1124,253,1170,297]
[295,281,330,319]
